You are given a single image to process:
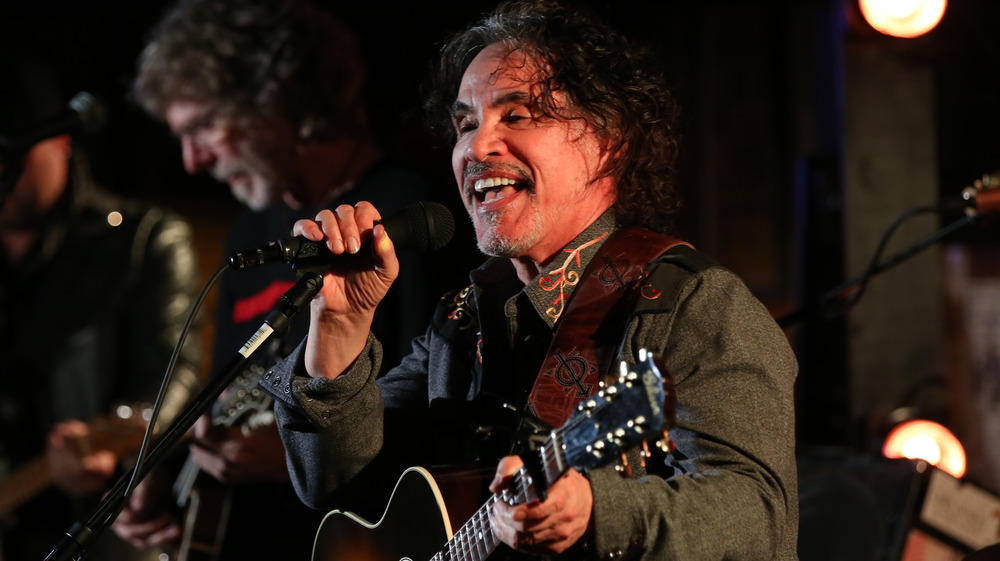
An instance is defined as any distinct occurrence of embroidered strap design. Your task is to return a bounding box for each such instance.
[538,231,609,322]
[526,228,689,429]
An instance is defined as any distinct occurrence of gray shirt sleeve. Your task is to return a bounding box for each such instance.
[266,332,386,509]
[587,265,799,561]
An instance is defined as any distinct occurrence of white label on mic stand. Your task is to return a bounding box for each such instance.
[239,324,275,358]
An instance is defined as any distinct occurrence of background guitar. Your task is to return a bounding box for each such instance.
[171,360,275,561]
[0,403,151,521]
[312,349,676,561]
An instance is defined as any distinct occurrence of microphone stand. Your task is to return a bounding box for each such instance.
[777,213,977,328]
[43,271,324,561]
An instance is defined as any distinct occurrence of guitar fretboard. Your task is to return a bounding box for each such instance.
[429,431,565,561]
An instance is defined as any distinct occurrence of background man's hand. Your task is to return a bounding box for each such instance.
[46,419,117,498]
[188,413,289,484]
[112,466,182,548]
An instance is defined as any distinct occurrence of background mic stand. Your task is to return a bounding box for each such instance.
[777,213,977,328]
[43,271,324,561]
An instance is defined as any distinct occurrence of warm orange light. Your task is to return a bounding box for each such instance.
[883,419,966,478]
[858,0,947,38]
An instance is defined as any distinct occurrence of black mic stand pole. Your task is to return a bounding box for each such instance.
[777,213,977,328]
[44,271,324,561]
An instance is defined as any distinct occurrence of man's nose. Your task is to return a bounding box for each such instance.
[466,123,507,162]
[180,134,216,174]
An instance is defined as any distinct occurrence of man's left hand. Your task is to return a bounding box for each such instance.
[489,455,593,555]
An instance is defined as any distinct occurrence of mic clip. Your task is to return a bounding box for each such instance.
[960,173,1000,217]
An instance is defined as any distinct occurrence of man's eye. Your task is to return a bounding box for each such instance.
[504,111,531,125]
[455,119,477,134]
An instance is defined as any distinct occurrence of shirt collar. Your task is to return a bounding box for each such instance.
[470,210,619,330]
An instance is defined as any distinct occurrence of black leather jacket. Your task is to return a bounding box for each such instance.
[0,157,201,559]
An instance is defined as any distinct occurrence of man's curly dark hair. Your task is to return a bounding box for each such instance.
[134,0,366,141]
[425,0,682,234]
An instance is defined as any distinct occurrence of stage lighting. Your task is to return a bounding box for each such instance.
[882,418,966,478]
[858,0,947,38]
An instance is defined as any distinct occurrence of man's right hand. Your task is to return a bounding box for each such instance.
[293,201,398,380]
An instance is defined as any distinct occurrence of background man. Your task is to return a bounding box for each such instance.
[0,53,200,561]
[265,1,798,560]
[113,0,469,559]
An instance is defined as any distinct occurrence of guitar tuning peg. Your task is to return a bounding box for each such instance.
[655,431,675,454]
[640,440,650,468]
[618,451,633,477]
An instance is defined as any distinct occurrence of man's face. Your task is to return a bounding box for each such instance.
[451,43,616,265]
[164,100,300,211]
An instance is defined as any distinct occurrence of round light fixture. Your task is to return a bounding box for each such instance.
[858,0,947,38]
[882,419,966,478]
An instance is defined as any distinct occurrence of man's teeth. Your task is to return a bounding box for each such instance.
[474,177,517,193]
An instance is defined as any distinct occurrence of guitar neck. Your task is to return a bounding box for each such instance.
[0,456,52,518]
[312,353,672,561]
[431,433,566,561]
[0,406,152,520]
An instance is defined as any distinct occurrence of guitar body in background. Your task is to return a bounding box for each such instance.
[173,360,275,561]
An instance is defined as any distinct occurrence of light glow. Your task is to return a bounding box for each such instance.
[858,0,947,38]
[883,419,966,478]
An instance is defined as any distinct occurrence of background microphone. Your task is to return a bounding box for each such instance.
[961,173,1000,215]
[229,201,456,270]
[939,173,1000,216]
[0,91,107,154]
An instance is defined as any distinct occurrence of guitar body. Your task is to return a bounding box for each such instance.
[313,467,452,561]
[173,361,276,560]
[177,468,233,561]
[312,352,674,561]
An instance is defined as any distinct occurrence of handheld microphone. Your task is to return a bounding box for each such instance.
[0,92,107,154]
[229,201,455,270]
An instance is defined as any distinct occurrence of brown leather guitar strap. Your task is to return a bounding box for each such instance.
[526,228,689,429]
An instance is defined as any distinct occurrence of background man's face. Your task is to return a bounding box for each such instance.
[165,100,300,211]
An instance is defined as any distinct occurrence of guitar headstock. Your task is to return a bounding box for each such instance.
[211,362,274,431]
[559,349,676,472]
[72,403,153,458]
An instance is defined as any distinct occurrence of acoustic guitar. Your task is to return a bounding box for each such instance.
[312,349,675,561]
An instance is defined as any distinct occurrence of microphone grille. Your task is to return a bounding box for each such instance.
[388,201,455,252]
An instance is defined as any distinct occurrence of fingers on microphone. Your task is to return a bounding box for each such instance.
[334,204,361,254]
[297,202,384,256]
[312,208,345,254]
[351,201,384,253]
[374,223,393,255]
